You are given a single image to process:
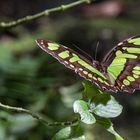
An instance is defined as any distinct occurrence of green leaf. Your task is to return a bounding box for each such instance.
[96,117,124,140]
[73,100,96,124]
[82,81,123,118]
[82,81,101,101]
[70,124,84,138]
[70,135,86,140]
[52,127,71,140]
[52,126,86,140]
[90,96,123,118]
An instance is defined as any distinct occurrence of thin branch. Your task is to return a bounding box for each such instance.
[0,0,91,29]
[0,102,78,127]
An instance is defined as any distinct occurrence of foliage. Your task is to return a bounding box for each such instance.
[0,0,140,140]
[0,36,123,139]
[73,81,123,140]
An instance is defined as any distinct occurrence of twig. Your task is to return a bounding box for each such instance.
[0,0,91,29]
[0,102,78,127]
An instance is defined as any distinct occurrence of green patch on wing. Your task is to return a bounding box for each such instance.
[128,37,140,45]
[133,70,140,75]
[48,43,59,50]
[134,66,140,70]
[107,57,126,81]
[133,74,139,79]
[123,79,130,86]
[69,53,106,79]
[58,51,69,59]
[98,77,104,83]
[88,73,92,78]
[116,50,137,58]
[127,76,135,82]
[126,48,140,54]
[107,49,138,83]
[69,53,79,63]
[83,71,88,75]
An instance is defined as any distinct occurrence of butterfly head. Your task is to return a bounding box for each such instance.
[92,60,101,69]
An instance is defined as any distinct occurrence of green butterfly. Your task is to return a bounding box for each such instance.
[36,35,140,93]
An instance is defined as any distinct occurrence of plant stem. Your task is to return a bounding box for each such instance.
[0,102,78,127]
[0,0,91,29]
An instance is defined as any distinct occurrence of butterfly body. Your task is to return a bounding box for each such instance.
[36,35,140,93]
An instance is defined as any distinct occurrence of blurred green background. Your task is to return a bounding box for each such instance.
[0,0,140,140]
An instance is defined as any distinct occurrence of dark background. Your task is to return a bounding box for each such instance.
[0,0,140,140]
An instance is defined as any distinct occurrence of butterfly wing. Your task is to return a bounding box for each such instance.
[102,35,140,93]
[36,39,116,92]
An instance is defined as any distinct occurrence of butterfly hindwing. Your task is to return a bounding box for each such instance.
[36,39,116,92]
[102,35,140,93]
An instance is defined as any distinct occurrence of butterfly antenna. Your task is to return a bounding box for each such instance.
[72,44,93,61]
[94,41,99,61]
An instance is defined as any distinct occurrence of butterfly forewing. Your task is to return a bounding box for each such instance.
[102,35,140,93]
[36,39,116,92]
[36,35,140,93]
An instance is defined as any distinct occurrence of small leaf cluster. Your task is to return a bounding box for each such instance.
[52,81,124,140]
